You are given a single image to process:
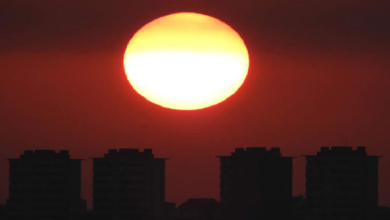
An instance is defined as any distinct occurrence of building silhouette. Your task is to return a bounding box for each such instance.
[6,150,86,220]
[170,198,219,220]
[217,147,293,220]
[304,146,380,220]
[92,149,166,220]
[0,204,7,219]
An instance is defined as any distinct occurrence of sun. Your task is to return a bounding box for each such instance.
[124,12,249,110]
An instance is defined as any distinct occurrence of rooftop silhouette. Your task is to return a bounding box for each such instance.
[6,150,86,220]
[303,146,380,220]
[217,147,293,220]
[92,148,166,220]
[172,198,219,220]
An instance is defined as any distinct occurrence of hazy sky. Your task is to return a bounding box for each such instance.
[0,0,389,209]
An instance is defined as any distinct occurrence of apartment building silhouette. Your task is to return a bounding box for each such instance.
[6,150,86,220]
[217,147,293,220]
[304,146,380,220]
[92,149,166,220]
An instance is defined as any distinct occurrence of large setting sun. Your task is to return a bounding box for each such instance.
[124,12,249,110]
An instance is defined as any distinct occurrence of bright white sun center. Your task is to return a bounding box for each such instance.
[124,12,250,110]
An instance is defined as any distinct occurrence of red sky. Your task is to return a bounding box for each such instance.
[0,0,390,209]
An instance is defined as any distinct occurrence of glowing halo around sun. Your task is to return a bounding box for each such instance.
[124,12,249,110]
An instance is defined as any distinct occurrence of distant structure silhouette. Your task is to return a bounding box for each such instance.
[92,149,166,220]
[217,147,293,220]
[171,198,219,220]
[6,150,86,220]
[304,146,380,220]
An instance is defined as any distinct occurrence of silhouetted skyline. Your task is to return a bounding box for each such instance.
[2,146,389,220]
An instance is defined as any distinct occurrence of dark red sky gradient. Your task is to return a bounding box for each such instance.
[1,0,390,209]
